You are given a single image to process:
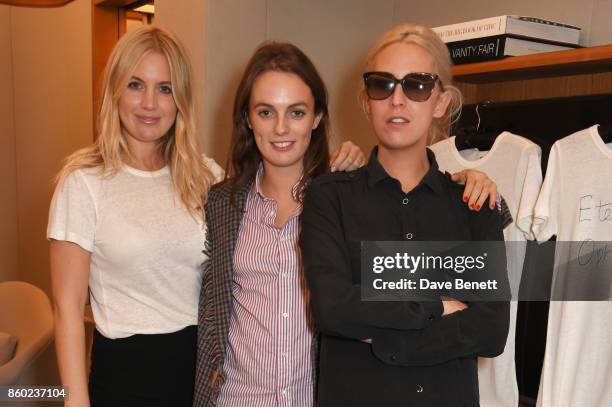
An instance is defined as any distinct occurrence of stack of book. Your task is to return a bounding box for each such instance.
[432,15,581,65]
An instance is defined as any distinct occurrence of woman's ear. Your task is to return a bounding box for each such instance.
[433,89,452,119]
[312,112,323,130]
[361,95,372,120]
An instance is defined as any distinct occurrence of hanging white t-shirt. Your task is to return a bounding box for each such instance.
[47,156,223,339]
[533,125,612,407]
[430,132,542,407]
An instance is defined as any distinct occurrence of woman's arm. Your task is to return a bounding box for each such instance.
[50,240,91,407]
[370,206,511,366]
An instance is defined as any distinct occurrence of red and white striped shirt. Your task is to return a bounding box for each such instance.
[217,167,315,407]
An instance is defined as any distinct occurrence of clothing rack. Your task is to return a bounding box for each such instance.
[453,93,612,170]
[452,92,612,403]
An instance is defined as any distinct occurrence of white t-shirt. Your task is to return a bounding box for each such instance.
[532,125,612,407]
[430,132,542,407]
[47,156,223,339]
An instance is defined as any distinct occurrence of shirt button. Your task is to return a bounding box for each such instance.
[281,389,288,396]
[282,273,287,278]
[282,312,288,318]
[402,198,410,205]
[389,354,396,362]
[416,385,424,393]
[405,233,413,240]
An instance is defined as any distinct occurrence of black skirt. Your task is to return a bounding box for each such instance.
[89,325,196,407]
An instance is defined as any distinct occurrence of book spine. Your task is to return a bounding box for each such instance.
[433,16,505,43]
[447,36,506,64]
[434,15,580,44]
[515,16,580,30]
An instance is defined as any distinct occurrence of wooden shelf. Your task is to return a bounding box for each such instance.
[453,44,612,83]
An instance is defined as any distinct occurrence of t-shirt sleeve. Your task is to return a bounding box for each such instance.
[533,142,561,242]
[47,170,96,252]
[202,155,225,184]
[516,144,543,240]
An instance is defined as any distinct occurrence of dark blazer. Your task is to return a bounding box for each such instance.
[193,180,252,407]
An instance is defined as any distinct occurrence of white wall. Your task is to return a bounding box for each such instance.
[158,0,612,164]
[155,0,209,156]
[590,0,612,45]
[1,0,93,294]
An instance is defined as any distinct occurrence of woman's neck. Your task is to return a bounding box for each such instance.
[124,145,165,171]
[260,162,304,228]
[260,162,303,203]
[377,144,430,193]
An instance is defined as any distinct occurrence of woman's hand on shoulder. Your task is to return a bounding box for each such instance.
[451,169,497,211]
[330,141,366,172]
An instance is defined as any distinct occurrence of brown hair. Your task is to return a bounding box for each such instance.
[225,41,330,202]
[360,23,462,145]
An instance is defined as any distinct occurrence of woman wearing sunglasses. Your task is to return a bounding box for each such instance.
[300,24,510,406]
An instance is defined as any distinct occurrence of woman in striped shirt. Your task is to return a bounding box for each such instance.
[193,41,498,407]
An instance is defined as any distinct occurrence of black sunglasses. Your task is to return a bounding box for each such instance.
[363,71,442,102]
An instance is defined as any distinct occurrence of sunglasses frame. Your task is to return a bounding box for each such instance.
[363,71,443,102]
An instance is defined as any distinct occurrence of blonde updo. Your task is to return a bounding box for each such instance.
[360,23,462,145]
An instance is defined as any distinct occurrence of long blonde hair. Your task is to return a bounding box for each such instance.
[57,26,214,215]
[360,23,462,145]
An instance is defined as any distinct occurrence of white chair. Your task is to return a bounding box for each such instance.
[0,281,53,385]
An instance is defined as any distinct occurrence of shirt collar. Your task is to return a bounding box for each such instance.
[254,164,302,202]
[254,164,267,200]
[366,146,445,196]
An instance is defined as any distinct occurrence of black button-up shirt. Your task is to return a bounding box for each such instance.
[300,147,510,407]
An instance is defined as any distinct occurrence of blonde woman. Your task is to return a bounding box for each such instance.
[48,26,221,407]
[300,24,510,406]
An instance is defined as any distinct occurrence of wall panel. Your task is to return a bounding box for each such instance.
[11,0,92,294]
[0,5,19,282]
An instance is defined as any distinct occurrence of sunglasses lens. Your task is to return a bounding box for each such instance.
[365,74,395,100]
[402,74,437,102]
